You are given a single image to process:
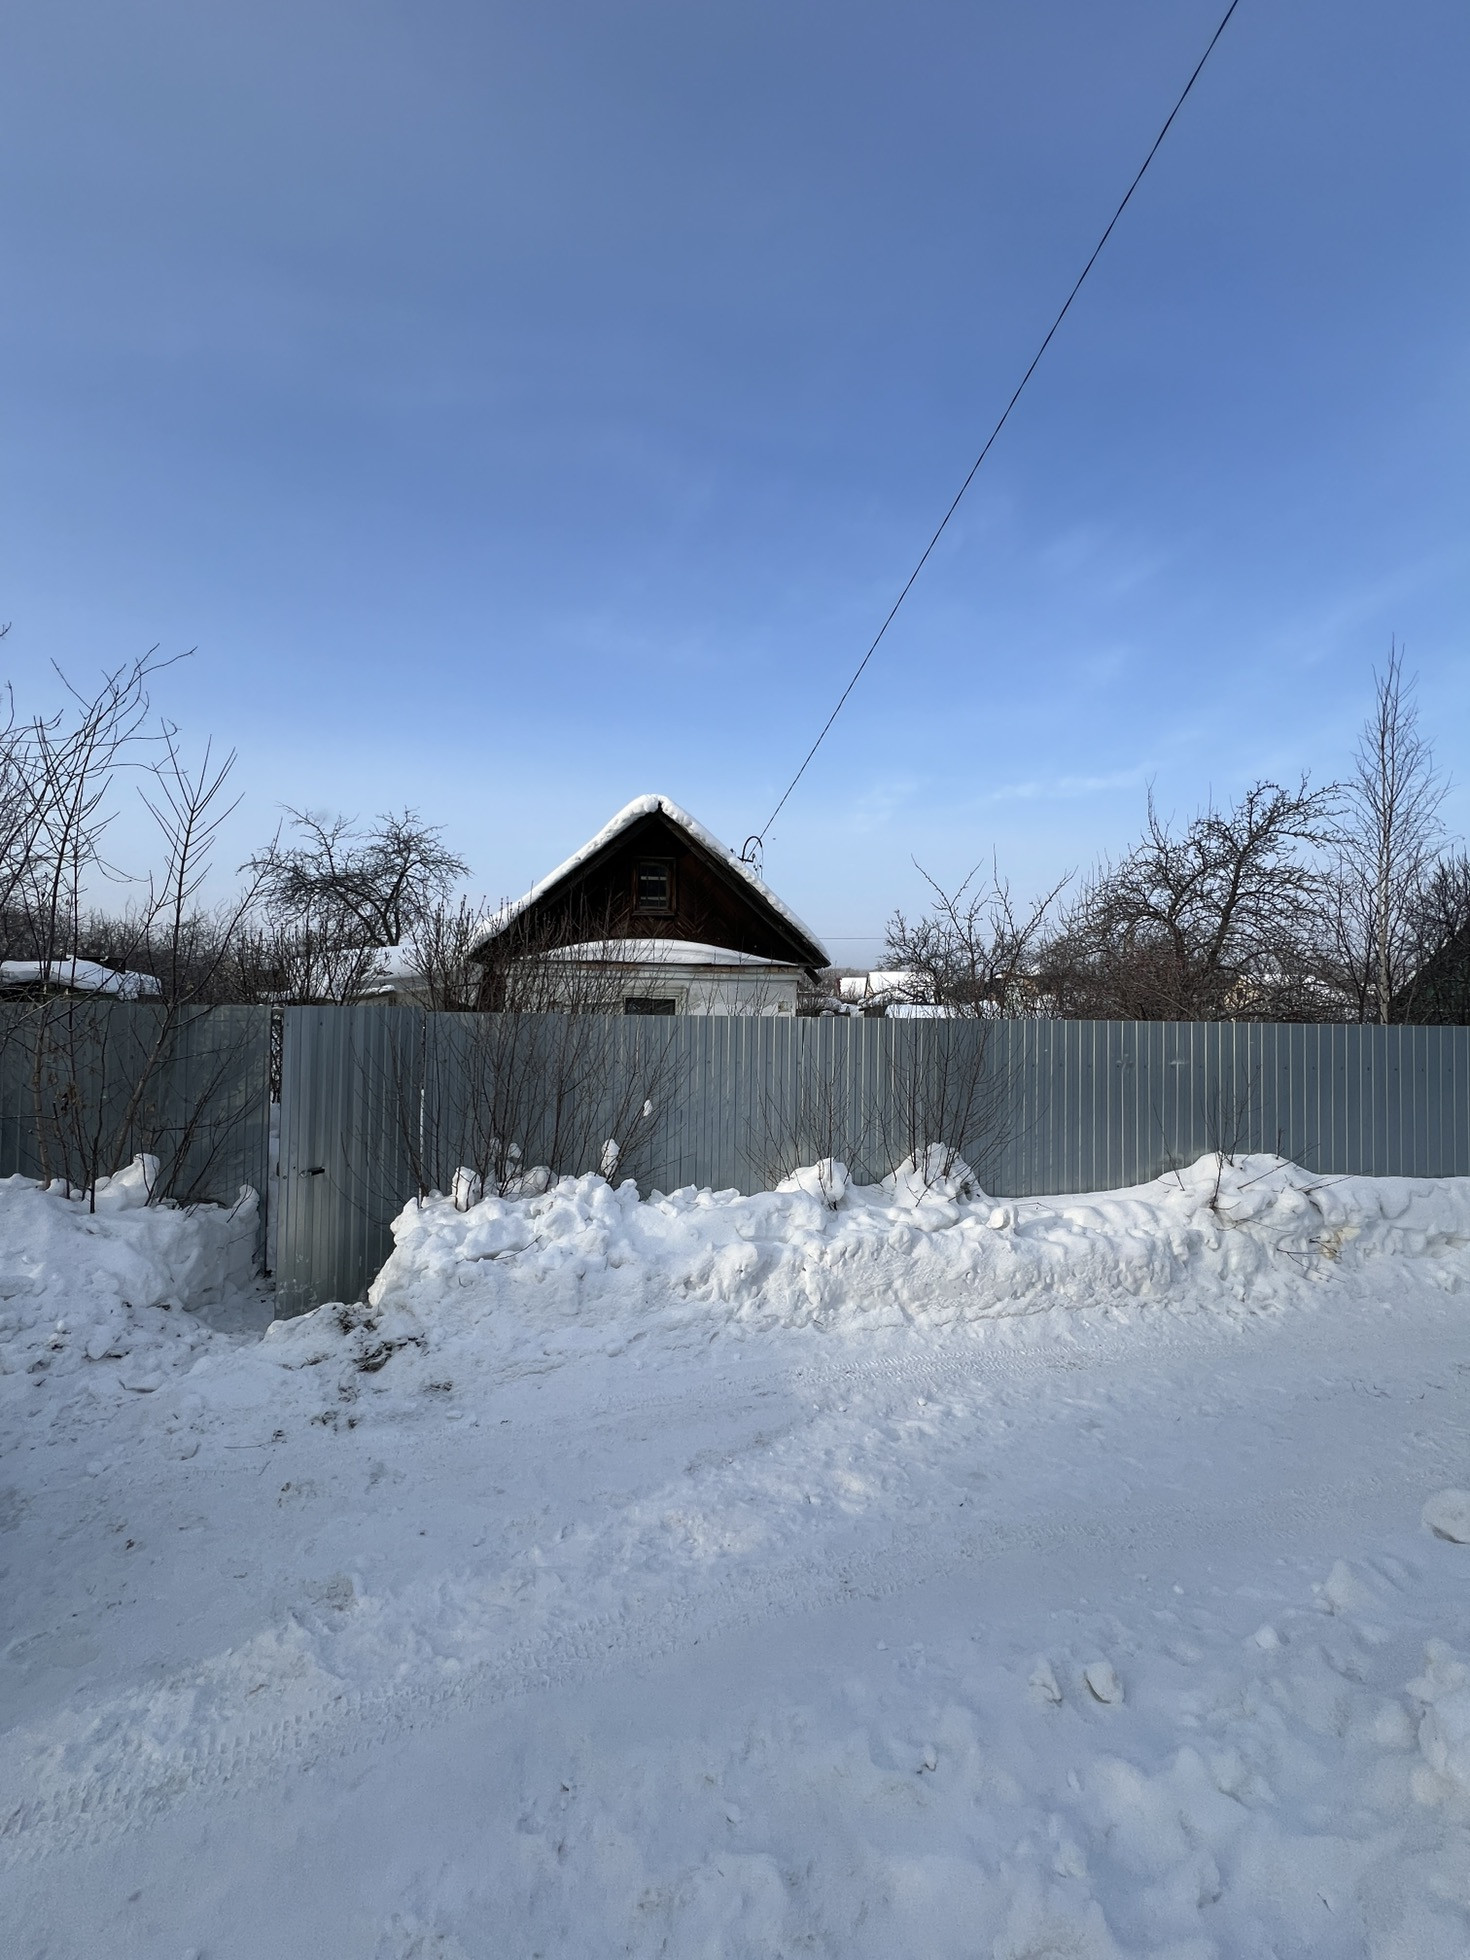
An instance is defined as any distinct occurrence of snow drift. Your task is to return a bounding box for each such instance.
[0,1159,259,1398]
[7,1149,1467,1412]
[279,1151,1470,1380]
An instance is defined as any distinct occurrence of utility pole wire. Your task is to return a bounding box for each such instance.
[753,0,1243,848]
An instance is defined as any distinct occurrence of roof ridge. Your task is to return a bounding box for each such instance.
[470,794,829,965]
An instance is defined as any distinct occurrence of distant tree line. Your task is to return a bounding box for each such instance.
[0,644,479,1010]
[882,648,1470,1025]
[2,637,1468,1025]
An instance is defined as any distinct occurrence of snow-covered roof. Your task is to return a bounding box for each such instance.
[350,945,422,990]
[546,938,804,971]
[0,959,163,1000]
[838,969,929,1005]
[472,795,829,966]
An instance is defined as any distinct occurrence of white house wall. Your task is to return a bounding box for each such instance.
[549,960,799,1016]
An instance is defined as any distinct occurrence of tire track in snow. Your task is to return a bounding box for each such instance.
[1,1441,1448,1868]
[5,1276,1462,1866]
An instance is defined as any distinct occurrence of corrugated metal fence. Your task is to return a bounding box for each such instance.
[1,1002,1464,1312]
[273,1008,1470,1313]
[0,999,272,1209]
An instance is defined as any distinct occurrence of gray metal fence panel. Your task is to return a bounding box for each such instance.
[0,999,271,1215]
[272,1011,1470,1314]
[274,1005,414,1318]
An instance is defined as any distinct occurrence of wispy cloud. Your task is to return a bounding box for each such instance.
[976,768,1146,806]
[1035,524,1170,600]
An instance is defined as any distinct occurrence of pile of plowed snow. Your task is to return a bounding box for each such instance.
[262,1151,1470,1379]
[8,1150,1468,1417]
[0,1159,259,1402]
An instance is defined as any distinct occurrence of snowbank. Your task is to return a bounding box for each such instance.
[0,1159,259,1400]
[320,1152,1470,1377]
[8,1145,1468,1423]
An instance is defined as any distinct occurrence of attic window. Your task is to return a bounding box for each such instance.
[635,858,674,913]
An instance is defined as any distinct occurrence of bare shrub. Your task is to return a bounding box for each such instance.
[753,1015,1005,1199]
[350,901,681,1205]
[398,899,487,1012]
[375,1005,674,1205]
[875,1018,1003,1192]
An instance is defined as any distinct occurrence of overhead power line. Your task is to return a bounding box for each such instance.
[750,0,1243,850]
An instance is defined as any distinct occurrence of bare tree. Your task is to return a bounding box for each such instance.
[1324,647,1447,1023]
[0,653,166,969]
[0,656,271,1201]
[1045,779,1336,1021]
[246,807,468,951]
[884,860,1071,1016]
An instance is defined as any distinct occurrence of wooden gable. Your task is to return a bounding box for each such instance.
[484,804,826,973]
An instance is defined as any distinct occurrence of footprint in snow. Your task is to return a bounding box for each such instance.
[1422,1490,1470,1544]
[1029,1658,1063,1705]
[1084,1660,1123,1705]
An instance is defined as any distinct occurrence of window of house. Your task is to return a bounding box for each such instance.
[635,858,674,913]
[624,996,677,1016]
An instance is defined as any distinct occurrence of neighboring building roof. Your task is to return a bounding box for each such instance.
[0,958,163,1000]
[350,945,423,996]
[471,795,829,969]
[548,938,804,970]
[838,968,929,1005]
[1392,922,1470,1025]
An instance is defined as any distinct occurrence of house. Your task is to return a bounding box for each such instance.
[469,795,829,1016]
[1393,924,1470,1024]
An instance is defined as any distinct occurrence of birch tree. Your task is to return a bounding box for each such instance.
[1327,647,1445,1022]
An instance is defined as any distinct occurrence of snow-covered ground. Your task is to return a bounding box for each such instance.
[3,1153,1470,1957]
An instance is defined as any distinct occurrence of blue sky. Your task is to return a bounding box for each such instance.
[3,0,1467,963]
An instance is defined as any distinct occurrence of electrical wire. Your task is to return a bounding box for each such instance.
[751,0,1243,849]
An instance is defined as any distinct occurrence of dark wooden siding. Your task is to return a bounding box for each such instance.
[498,810,820,969]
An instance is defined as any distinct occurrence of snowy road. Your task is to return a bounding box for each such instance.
[5,1256,1470,1957]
